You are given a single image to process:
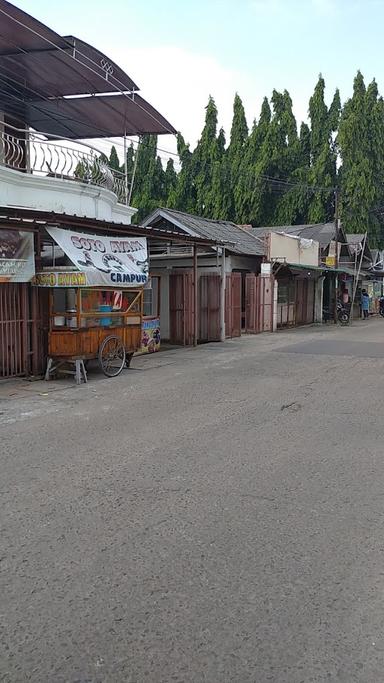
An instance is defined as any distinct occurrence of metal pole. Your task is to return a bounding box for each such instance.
[350,232,367,324]
[25,125,31,173]
[220,247,226,342]
[127,140,139,206]
[123,131,128,205]
[350,246,358,324]
[333,188,339,324]
[193,244,198,347]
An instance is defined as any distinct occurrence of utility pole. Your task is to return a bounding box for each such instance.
[333,188,339,324]
[350,232,367,324]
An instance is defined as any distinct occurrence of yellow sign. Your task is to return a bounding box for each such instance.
[325,256,336,267]
[33,271,87,287]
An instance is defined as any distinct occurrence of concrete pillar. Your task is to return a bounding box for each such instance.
[273,279,278,332]
[220,248,226,342]
[314,276,325,323]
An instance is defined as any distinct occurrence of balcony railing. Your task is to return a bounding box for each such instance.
[0,126,129,204]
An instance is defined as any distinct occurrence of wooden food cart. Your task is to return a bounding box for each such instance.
[35,226,149,383]
[36,272,144,382]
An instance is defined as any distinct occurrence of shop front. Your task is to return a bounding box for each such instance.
[276,266,322,328]
[34,227,150,382]
[0,227,45,378]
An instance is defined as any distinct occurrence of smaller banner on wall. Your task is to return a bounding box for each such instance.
[34,271,87,287]
[141,317,161,354]
[46,227,148,287]
[0,230,35,282]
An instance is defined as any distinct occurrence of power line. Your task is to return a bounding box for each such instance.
[0,6,337,197]
[0,3,176,135]
[0,71,334,193]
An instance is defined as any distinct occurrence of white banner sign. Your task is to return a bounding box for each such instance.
[0,230,35,282]
[261,262,272,276]
[47,227,148,287]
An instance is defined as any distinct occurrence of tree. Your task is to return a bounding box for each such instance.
[235,98,271,223]
[249,89,299,225]
[309,75,329,162]
[192,96,221,216]
[168,133,196,212]
[108,145,121,172]
[306,77,340,223]
[209,128,232,219]
[130,135,167,221]
[338,72,380,242]
[164,158,177,205]
[123,143,135,176]
[129,74,384,243]
[226,94,248,220]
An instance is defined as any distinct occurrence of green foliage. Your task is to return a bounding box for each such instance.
[164,159,177,205]
[123,143,135,177]
[167,133,196,212]
[124,73,384,244]
[192,96,222,216]
[108,145,121,172]
[130,135,169,222]
[338,72,383,244]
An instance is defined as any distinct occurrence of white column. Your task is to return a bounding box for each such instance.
[220,247,226,342]
[314,276,325,323]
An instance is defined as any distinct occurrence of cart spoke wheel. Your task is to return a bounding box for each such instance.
[98,335,126,377]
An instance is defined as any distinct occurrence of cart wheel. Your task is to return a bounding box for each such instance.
[98,335,126,377]
[125,353,134,368]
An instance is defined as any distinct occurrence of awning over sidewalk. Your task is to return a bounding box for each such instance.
[288,263,328,273]
[287,263,360,277]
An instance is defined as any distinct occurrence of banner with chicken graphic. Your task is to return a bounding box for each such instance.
[46,227,148,287]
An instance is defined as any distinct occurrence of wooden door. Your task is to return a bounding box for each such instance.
[295,280,316,325]
[199,273,220,342]
[0,283,28,378]
[245,274,274,333]
[225,272,242,338]
[169,272,194,345]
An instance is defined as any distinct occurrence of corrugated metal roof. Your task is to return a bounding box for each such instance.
[143,208,265,256]
[346,233,365,244]
[251,222,336,248]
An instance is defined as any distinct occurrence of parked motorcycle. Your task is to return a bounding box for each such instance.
[379,297,384,317]
[337,301,350,325]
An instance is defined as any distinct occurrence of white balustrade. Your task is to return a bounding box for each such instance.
[0,129,128,204]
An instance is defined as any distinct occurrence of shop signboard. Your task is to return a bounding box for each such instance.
[261,262,271,276]
[46,227,148,287]
[34,271,87,287]
[141,317,160,353]
[0,230,35,282]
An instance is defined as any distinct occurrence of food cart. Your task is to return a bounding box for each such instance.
[34,227,149,383]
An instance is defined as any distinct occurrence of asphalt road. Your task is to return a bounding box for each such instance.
[1,320,384,683]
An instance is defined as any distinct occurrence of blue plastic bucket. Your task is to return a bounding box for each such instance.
[99,304,112,326]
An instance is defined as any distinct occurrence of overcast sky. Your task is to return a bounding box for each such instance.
[11,0,384,160]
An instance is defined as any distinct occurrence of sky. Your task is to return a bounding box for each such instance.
[10,0,384,160]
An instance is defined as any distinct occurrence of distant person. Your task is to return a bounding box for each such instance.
[361,289,370,319]
[342,288,350,305]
